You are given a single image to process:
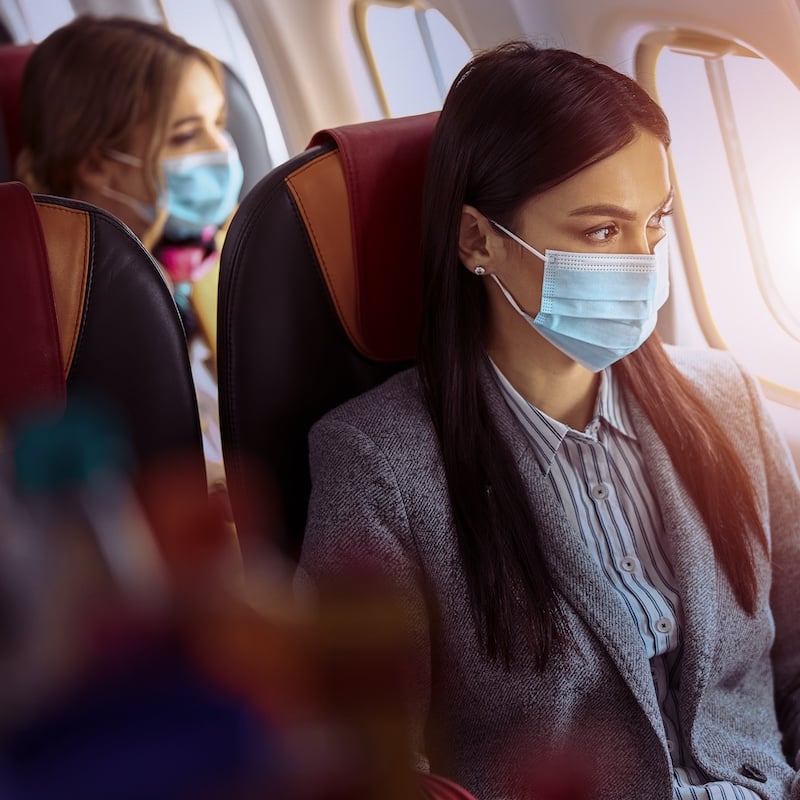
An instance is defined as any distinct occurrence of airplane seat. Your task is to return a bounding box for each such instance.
[0,180,206,502]
[0,43,34,181]
[0,42,270,198]
[218,111,439,558]
[222,63,273,199]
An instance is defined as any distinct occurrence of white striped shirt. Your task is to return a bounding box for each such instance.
[492,362,760,800]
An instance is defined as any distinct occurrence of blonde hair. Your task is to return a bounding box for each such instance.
[16,15,222,200]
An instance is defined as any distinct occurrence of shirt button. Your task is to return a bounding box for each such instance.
[620,556,637,573]
[666,739,675,754]
[591,483,609,500]
[655,617,674,634]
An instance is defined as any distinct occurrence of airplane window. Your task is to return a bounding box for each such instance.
[5,0,73,41]
[645,38,800,401]
[360,4,472,117]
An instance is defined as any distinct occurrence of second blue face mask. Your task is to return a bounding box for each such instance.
[489,219,670,372]
[161,132,244,241]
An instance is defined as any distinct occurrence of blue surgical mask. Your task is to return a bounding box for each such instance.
[489,219,670,372]
[160,132,244,240]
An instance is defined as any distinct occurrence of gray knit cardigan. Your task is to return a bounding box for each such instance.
[300,346,800,800]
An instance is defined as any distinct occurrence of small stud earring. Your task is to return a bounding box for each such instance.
[474,266,486,276]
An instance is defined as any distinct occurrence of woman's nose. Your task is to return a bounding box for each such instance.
[196,125,229,153]
[625,229,663,255]
[646,229,667,255]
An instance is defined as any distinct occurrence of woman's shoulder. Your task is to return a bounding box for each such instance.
[306,367,443,514]
[312,367,432,443]
[663,343,758,408]
[665,343,745,381]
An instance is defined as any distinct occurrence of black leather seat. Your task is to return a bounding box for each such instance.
[0,180,207,508]
[218,112,439,557]
[223,63,272,198]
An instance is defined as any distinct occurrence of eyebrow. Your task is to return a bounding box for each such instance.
[568,188,675,220]
[170,115,204,128]
[170,105,227,129]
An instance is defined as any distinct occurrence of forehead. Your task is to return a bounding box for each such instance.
[167,58,225,124]
[520,132,671,219]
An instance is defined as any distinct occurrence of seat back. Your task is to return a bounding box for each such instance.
[0,180,206,495]
[218,112,439,556]
[223,63,272,199]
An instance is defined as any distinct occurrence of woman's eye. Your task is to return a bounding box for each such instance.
[586,224,618,241]
[168,131,199,147]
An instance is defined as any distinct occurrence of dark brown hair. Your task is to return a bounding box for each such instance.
[418,41,764,666]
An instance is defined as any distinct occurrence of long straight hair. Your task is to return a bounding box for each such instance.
[418,41,764,667]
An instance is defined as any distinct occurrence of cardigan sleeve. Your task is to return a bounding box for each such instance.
[299,414,433,770]
[738,365,800,768]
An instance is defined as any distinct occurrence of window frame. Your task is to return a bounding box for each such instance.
[353,0,452,118]
[636,30,800,409]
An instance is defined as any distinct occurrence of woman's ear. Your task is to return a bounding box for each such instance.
[458,205,502,275]
[75,147,113,192]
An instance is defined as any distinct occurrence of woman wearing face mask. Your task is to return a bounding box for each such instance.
[299,42,800,800]
[16,15,242,489]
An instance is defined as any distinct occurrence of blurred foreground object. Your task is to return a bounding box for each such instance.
[0,407,476,799]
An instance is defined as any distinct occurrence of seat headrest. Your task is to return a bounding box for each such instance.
[222,63,272,199]
[0,44,35,181]
[308,111,439,361]
[0,181,65,418]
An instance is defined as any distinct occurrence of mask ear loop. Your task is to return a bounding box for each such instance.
[490,274,532,318]
[488,219,547,261]
[105,149,144,168]
[486,219,546,320]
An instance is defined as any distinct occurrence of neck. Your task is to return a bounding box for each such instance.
[486,307,599,431]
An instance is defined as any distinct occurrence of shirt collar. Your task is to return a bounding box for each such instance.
[595,366,637,441]
[489,361,637,475]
